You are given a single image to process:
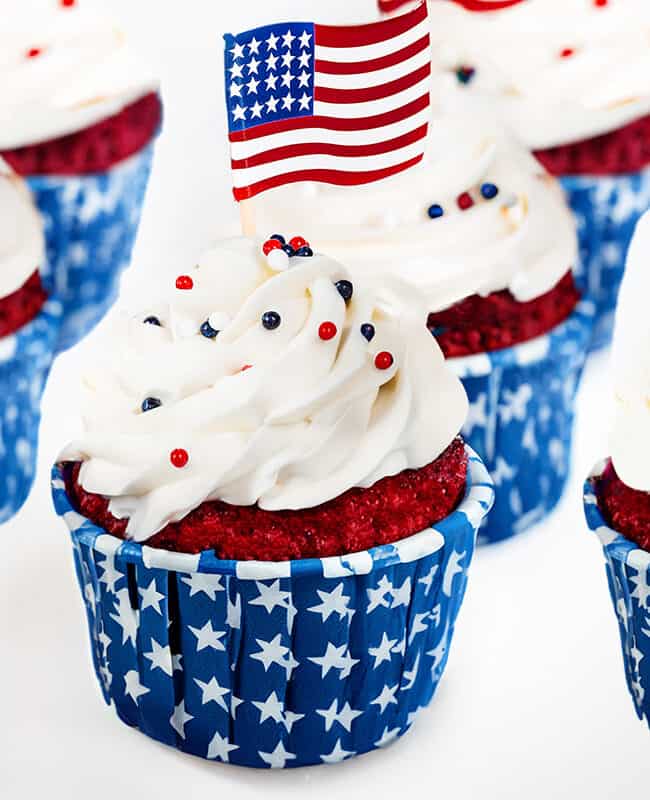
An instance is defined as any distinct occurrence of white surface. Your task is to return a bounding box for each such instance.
[2,1,649,797]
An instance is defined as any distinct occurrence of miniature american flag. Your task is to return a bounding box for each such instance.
[224,3,431,201]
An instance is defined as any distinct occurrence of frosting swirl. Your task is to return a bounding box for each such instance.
[0,0,158,149]
[427,0,650,149]
[0,158,45,298]
[62,238,468,540]
[252,112,576,310]
[610,210,650,492]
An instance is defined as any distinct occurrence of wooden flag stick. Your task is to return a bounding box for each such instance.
[239,198,257,238]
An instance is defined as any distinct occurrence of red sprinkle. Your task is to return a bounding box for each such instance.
[457,192,474,211]
[263,239,283,256]
[374,351,394,370]
[593,0,608,6]
[175,275,194,290]
[318,321,338,341]
[560,47,575,58]
[170,449,189,469]
[60,0,76,6]
[26,47,42,59]
[240,364,253,372]
[289,236,308,250]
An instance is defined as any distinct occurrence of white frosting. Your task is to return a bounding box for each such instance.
[62,238,468,540]
[0,0,158,149]
[252,113,576,310]
[610,210,650,492]
[426,0,650,149]
[0,158,45,299]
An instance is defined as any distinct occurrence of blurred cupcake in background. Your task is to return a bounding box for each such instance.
[252,112,594,544]
[423,0,650,350]
[0,0,161,351]
[585,210,650,728]
[53,237,493,767]
[0,159,61,522]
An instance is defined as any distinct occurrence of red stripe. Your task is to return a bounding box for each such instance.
[233,154,424,201]
[315,33,429,75]
[231,124,428,169]
[228,93,430,142]
[315,2,426,48]
[314,62,430,104]
[452,0,526,10]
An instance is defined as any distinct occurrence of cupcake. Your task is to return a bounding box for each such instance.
[251,112,594,543]
[0,160,61,521]
[53,238,494,767]
[423,0,650,350]
[0,0,161,352]
[585,210,650,727]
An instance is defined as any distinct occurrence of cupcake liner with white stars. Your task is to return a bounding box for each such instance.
[584,466,650,728]
[561,166,650,352]
[452,299,594,544]
[52,448,493,768]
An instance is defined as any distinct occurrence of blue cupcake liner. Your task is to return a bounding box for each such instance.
[27,141,155,353]
[451,299,594,545]
[52,447,493,768]
[584,464,650,727]
[560,167,650,351]
[0,298,62,522]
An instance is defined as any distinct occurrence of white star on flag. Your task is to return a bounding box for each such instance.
[253,690,285,724]
[309,642,359,679]
[170,700,194,739]
[259,741,296,769]
[248,36,261,55]
[181,573,224,600]
[138,578,165,614]
[249,580,292,614]
[195,677,230,710]
[368,633,398,669]
[207,731,239,762]
[308,583,352,622]
[367,575,394,613]
[230,41,245,60]
[250,634,298,674]
[188,620,226,652]
[371,684,399,714]
[124,670,149,704]
[144,637,173,676]
[316,699,363,733]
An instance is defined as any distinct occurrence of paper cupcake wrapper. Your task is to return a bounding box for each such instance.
[452,299,594,545]
[584,464,650,727]
[52,447,493,768]
[0,298,62,523]
[27,142,155,353]
[560,166,650,352]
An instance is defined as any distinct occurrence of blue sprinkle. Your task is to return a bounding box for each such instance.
[200,320,219,339]
[271,233,286,244]
[428,204,444,219]
[262,311,281,330]
[282,244,295,257]
[360,323,375,342]
[335,280,354,302]
[141,397,162,412]
[481,183,499,200]
[296,246,313,257]
[143,316,161,326]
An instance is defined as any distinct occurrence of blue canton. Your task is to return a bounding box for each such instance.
[224,23,315,134]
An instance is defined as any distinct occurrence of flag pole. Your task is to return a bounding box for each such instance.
[239,198,257,238]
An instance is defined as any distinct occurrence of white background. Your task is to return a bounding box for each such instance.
[2,1,649,797]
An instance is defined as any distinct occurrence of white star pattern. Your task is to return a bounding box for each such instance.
[251,634,298,674]
[265,74,279,92]
[248,36,261,55]
[401,653,421,691]
[316,699,363,733]
[259,741,296,769]
[375,726,401,748]
[408,612,430,646]
[188,620,226,652]
[371,684,399,714]
[124,670,149,704]
[230,41,245,60]
[297,50,311,69]
[109,589,138,646]
[144,637,173,676]
[246,76,260,95]
[367,575,393,613]
[321,740,355,764]
[247,56,261,75]
[232,104,247,122]
[266,95,280,113]
[308,583,352,622]
[229,62,244,80]
[253,690,285,724]
[265,53,279,71]
[207,731,239,762]
[297,70,310,88]
[266,31,279,51]
[443,550,466,597]
[98,556,121,593]
[250,101,264,119]
[181,573,224,601]
[227,593,242,629]
[418,565,438,595]
[195,677,230,711]
[250,580,292,614]
[298,92,311,110]
[170,700,194,739]
[630,567,650,610]
[282,30,296,49]
[299,30,312,49]
[309,642,359,679]
[391,577,411,608]
[282,51,295,69]
[138,578,164,614]
[231,695,244,719]
[368,633,398,669]
[230,82,243,98]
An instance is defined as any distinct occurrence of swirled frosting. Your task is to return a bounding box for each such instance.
[252,112,576,311]
[0,0,158,149]
[0,158,45,298]
[426,0,650,149]
[610,210,650,492]
[62,238,468,540]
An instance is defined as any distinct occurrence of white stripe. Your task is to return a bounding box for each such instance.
[314,46,430,91]
[313,78,429,119]
[229,107,430,160]
[314,18,429,63]
[232,138,425,189]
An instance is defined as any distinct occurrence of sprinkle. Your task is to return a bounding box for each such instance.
[240,364,253,372]
[200,320,219,338]
[319,321,338,341]
[175,275,194,290]
[481,183,499,200]
[374,351,394,370]
[560,47,574,59]
[289,236,309,250]
[141,397,162,412]
[360,323,375,342]
[143,316,161,326]
[593,0,608,6]
[457,192,474,211]
[170,448,189,468]
[263,238,283,256]
[335,280,354,303]
[456,65,475,85]
[282,243,295,257]
[60,0,76,6]
[267,248,290,271]
[295,246,313,257]
[270,233,286,244]
[428,204,444,219]
[262,311,281,330]
[26,47,42,59]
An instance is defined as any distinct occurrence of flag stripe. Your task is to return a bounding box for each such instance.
[228,94,430,143]
[230,124,428,169]
[314,34,430,76]
[315,1,426,47]
[313,77,429,118]
[315,42,429,90]
[232,154,424,201]
[314,62,430,104]
[314,18,429,63]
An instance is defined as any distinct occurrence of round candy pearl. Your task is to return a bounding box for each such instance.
[267,248,290,271]
[319,322,338,341]
[560,48,574,58]
[282,244,295,257]
[480,183,499,200]
[263,239,283,256]
[360,323,375,342]
[270,233,286,244]
[262,311,281,330]
[428,204,444,219]
[295,246,314,257]
[200,320,219,339]
[143,316,161,326]
[290,236,309,250]
[141,397,162,412]
[457,192,474,211]
[335,280,353,302]
[170,448,189,468]
[61,0,76,7]
[175,275,194,290]
[374,351,394,370]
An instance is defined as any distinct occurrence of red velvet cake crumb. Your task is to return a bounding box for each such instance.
[64,437,468,561]
[428,270,579,358]
[2,93,161,177]
[535,114,650,177]
[596,460,650,552]
[0,271,47,337]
